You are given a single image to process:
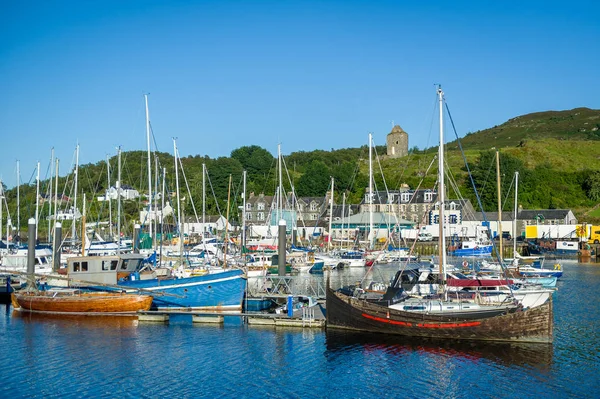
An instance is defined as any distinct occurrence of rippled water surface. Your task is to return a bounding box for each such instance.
[1,261,598,398]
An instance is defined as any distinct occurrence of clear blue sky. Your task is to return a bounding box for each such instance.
[1,0,599,188]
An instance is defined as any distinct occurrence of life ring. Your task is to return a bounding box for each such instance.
[462,261,469,268]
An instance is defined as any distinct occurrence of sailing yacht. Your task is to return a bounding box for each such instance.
[326,86,554,343]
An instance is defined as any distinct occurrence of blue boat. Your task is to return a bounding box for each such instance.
[448,240,493,257]
[65,253,247,311]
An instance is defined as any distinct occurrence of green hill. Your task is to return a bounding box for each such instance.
[447,107,600,150]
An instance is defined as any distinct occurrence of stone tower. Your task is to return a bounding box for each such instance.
[386,125,408,158]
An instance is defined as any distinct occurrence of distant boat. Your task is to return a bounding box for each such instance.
[11,290,153,314]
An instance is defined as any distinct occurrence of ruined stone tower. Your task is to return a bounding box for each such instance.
[386,125,408,158]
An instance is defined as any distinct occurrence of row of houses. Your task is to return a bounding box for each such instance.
[181,188,578,241]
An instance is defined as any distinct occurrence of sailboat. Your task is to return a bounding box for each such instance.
[326,86,554,343]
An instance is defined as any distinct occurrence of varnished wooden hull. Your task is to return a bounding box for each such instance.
[12,292,153,314]
[326,287,553,344]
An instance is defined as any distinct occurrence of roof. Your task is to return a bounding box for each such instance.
[518,209,572,220]
[388,125,407,135]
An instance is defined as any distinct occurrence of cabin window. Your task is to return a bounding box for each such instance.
[81,261,88,271]
[111,260,118,270]
[404,305,426,311]
[102,261,110,271]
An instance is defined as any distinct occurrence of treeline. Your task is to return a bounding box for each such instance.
[2,142,600,240]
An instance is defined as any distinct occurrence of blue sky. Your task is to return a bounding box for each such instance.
[1,0,599,188]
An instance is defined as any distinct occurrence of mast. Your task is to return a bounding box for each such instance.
[53,158,59,252]
[81,193,86,256]
[72,144,79,243]
[16,160,20,241]
[202,163,206,238]
[35,161,40,240]
[116,146,122,253]
[224,174,232,268]
[160,166,166,264]
[513,171,519,258]
[48,148,54,243]
[368,133,374,250]
[437,86,447,282]
[341,192,346,250]
[496,150,503,262]
[242,170,247,258]
[145,94,153,250]
[173,139,182,265]
[107,154,112,239]
[328,177,334,252]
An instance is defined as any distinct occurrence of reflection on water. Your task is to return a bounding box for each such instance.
[326,329,553,371]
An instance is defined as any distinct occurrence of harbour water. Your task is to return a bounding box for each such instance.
[1,260,599,398]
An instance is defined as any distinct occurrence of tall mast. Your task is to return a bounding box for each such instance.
[16,160,20,241]
[513,171,519,258]
[116,147,122,253]
[160,166,166,262]
[341,192,346,250]
[48,148,54,243]
[437,86,447,281]
[35,161,40,240]
[53,158,59,250]
[202,163,206,238]
[173,139,182,264]
[224,174,232,268]
[145,94,153,249]
[242,170,247,257]
[72,144,79,243]
[328,177,334,252]
[107,154,112,239]
[496,150,503,263]
[368,133,373,250]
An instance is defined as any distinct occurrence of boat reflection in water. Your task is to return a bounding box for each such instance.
[11,310,140,330]
[325,329,553,370]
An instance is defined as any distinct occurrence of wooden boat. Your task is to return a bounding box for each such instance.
[326,285,553,343]
[325,87,554,344]
[11,290,153,314]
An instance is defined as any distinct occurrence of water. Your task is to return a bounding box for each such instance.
[1,261,599,398]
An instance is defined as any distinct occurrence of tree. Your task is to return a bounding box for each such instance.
[295,160,331,197]
[584,171,600,201]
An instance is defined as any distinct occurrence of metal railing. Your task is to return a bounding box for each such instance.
[246,275,326,299]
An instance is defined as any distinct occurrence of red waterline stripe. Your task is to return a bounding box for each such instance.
[362,313,412,327]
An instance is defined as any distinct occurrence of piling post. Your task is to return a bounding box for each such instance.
[27,218,36,277]
[53,222,62,271]
[278,219,286,276]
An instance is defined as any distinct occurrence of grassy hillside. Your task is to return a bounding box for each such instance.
[446,107,600,150]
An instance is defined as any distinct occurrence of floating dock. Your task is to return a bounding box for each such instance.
[137,303,326,328]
